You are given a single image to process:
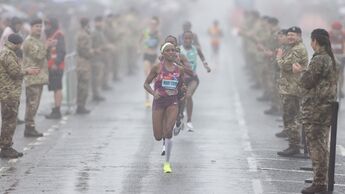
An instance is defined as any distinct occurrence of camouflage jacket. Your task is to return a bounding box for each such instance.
[77,29,93,60]
[76,29,93,72]
[91,28,107,62]
[300,48,337,125]
[23,35,48,87]
[277,41,308,96]
[0,41,25,100]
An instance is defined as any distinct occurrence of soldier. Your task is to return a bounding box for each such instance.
[0,34,40,158]
[76,18,93,114]
[91,16,106,102]
[293,29,337,194]
[111,14,122,82]
[23,18,52,137]
[103,14,117,90]
[276,26,308,157]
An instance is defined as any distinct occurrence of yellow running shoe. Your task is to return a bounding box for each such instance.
[163,162,172,173]
[144,100,151,108]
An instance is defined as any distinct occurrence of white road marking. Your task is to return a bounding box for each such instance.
[47,128,55,132]
[51,125,59,129]
[337,145,345,156]
[8,159,18,163]
[37,137,46,141]
[247,157,258,172]
[23,147,31,151]
[252,179,263,194]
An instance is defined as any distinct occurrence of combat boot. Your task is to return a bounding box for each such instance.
[76,106,91,115]
[93,96,106,102]
[24,126,43,137]
[102,85,113,91]
[277,145,300,157]
[301,184,327,194]
[0,147,23,158]
[264,106,280,116]
[45,107,62,119]
[256,94,270,102]
[275,130,288,138]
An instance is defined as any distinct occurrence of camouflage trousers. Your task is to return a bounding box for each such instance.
[304,123,330,186]
[126,45,137,75]
[91,62,104,98]
[111,52,120,80]
[25,85,43,127]
[281,94,300,146]
[0,99,20,148]
[76,70,91,108]
[102,59,111,88]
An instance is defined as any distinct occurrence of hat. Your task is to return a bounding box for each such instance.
[331,21,342,30]
[8,33,23,45]
[287,26,302,34]
[278,29,288,35]
[80,17,89,28]
[30,18,42,26]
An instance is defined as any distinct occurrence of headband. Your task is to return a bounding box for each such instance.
[161,42,174,53]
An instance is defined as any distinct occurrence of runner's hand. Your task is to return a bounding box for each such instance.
[204,62,211,73]
[154,91,161,100]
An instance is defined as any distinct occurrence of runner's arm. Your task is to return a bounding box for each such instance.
[179,54,194,76]
[197,47,211,73]
[144,64,159,96]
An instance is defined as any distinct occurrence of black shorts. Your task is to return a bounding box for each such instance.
[48,70,64,91]
[143,53,158,64]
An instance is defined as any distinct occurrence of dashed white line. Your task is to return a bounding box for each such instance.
[23,147,31,151]
[247,157,258,172]
[337,145,345,156]
[8,159,18,163]
[47,128,55,132]
[252,179,263,194]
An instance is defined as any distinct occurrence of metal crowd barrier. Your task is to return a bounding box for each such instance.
[63,52,77,114]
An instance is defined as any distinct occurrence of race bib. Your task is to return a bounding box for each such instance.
[162,79,179,90]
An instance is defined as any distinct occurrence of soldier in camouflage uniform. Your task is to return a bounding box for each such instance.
[264,28,286,116]
[276,27,308,157]
[91,16,107,102]
[294,29,337,194]
[103,14,117,89]
[23,19,51,137]
[76,18,93,114]
[0,34,40,158]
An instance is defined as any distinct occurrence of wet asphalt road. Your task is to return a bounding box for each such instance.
[1,1,345,194]
[1,35,345,193]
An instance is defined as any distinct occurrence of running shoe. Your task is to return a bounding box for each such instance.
[173,122,184,136]
[163,162,172,173]
[186,122,194,132]
[161,145,166,156]
[144,100,151,108]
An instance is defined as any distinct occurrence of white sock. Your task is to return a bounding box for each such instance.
[165,138,172,162]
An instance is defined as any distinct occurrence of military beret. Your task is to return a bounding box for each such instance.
[278,29,288,35]
[287,26,302,34]
[30,18,42,26]
[8,33,23,45]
